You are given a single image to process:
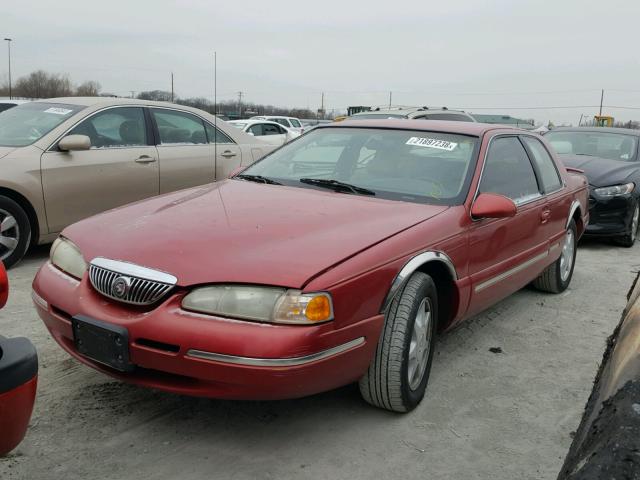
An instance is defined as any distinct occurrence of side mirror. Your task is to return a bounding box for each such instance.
[471,193,517,219]
[58,134,91,152]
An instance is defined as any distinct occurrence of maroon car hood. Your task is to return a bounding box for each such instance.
[63,180,448,288]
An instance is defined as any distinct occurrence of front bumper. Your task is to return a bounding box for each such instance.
[33,262,383,400]
[585,192,637,237]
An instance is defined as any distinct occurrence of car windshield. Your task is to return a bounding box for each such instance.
[352,114,407,119]
[239,127,479,205]
[546,130,638,162]
[0,102,84,147]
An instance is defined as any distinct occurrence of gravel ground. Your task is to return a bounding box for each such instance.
[1,238,638,480]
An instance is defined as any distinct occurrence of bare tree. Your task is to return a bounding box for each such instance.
[137,90,173,102]
[14,70,73,99]
[75,81,101,97]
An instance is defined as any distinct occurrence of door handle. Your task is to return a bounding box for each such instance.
[220,150,237,158]
[540,209,551,223]
[135,155,157,164]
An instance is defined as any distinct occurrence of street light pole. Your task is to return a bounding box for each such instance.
[3,38,12,100]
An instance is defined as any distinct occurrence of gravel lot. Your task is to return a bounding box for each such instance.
[1,239,638,480]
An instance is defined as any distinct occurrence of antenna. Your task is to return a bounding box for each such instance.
[214,51,217,180]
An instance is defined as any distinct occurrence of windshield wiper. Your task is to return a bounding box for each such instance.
[235,174,282,185]
[299,178,375,196]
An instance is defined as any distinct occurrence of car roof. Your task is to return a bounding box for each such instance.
[548,126,640,137]
[321,119,520,136]
[0,99,30,105]
[229,119,286,127]
[34,97,200,110]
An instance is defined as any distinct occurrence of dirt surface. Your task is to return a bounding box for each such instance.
[1,239,639,480]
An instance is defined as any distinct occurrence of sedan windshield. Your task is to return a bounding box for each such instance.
[239,127,479,205]
[546,130,638,162]
[0,102,84,147]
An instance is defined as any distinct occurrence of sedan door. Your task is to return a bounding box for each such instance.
[466,135,550,317]
[248,122,287,146]
[41,106,159,233]
[151,108,216,193]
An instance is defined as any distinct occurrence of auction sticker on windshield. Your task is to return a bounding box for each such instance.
[406,137,457,151]
[44,107,74,115]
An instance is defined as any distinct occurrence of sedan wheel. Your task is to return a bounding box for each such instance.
[533,219,577,294]
[359,272,437,412]
[616,202,639,248]
[0,196,31,269]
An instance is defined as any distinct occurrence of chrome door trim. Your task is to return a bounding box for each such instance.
[381,251,457,313]
[90,257,177,285]
[186,337,365,367]
[474,250,549,293]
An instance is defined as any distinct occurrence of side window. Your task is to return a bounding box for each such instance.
[151,109,207,145]
[248,124,263,136]
[271,118,288,127]
[263,124,281,136]
[204,123,235,144]
[480,137,540,203]
[290,119,301,128]
[69,107,147,148]
[521,137,563,192]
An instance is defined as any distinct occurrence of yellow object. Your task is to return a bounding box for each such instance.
[305,295,332,321]
[333,116,347,122]
[594,115,614,127]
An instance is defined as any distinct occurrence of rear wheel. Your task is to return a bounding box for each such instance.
[533,219,577,293]
[615,201,639,248]
[359,272,437,412]
[0,196,31,269]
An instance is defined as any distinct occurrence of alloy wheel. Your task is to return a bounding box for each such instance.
[560,228,575,282]
[407,297,433,390]
[631,204,639,243]
[0,209,19,262]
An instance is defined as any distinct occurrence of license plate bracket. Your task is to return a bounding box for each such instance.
[72,315,134,372]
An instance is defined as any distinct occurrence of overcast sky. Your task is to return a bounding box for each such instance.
[4,0,640,124]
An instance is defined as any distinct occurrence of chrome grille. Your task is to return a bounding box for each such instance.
[88,258,177,306]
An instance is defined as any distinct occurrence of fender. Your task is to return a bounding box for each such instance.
[566,199,581,229]
[380,251,457,313]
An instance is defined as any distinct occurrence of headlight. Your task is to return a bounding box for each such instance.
[182,285,334,325]
[50,237,87,279]
[594,182,635,197]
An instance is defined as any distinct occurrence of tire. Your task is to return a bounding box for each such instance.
[533,219,577,294]
[0,196,31,269]
[615,201,639,248]
[359,272,437,412]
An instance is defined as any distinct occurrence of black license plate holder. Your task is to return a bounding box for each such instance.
[72,315,134,372]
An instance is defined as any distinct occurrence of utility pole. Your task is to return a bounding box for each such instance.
[389,91,392,109]
[4,38,12,100]
[320,92,324,119]
[171,72,174,102]
[130,91,136,99]
[599,89,604,116]
[237,91,244,117]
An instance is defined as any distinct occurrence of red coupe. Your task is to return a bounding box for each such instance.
[32,121,589,412]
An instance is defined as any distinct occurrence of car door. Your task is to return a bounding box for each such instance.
[520,135,569,250]
[204,123,242,179]
[41,106,159,233]
[150,108,216,193]
[466,135,550,317]
[261,123,287,145]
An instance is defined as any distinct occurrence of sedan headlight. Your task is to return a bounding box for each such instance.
[182,285,334,325]
[594,182,635,197]
[50,237,87,279]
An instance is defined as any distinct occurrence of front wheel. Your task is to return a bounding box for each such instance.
[0,196,31,269]
[359,272,437,412]
[533,219,577,293]
[615,201,639,248]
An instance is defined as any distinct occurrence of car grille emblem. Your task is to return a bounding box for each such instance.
[88,258,178,306]
[111,276,131,299]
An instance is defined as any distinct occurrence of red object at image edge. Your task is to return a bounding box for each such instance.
[0,262,8,309]
[0,376,37,456]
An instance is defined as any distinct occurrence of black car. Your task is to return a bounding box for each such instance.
[545,127,640,247]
